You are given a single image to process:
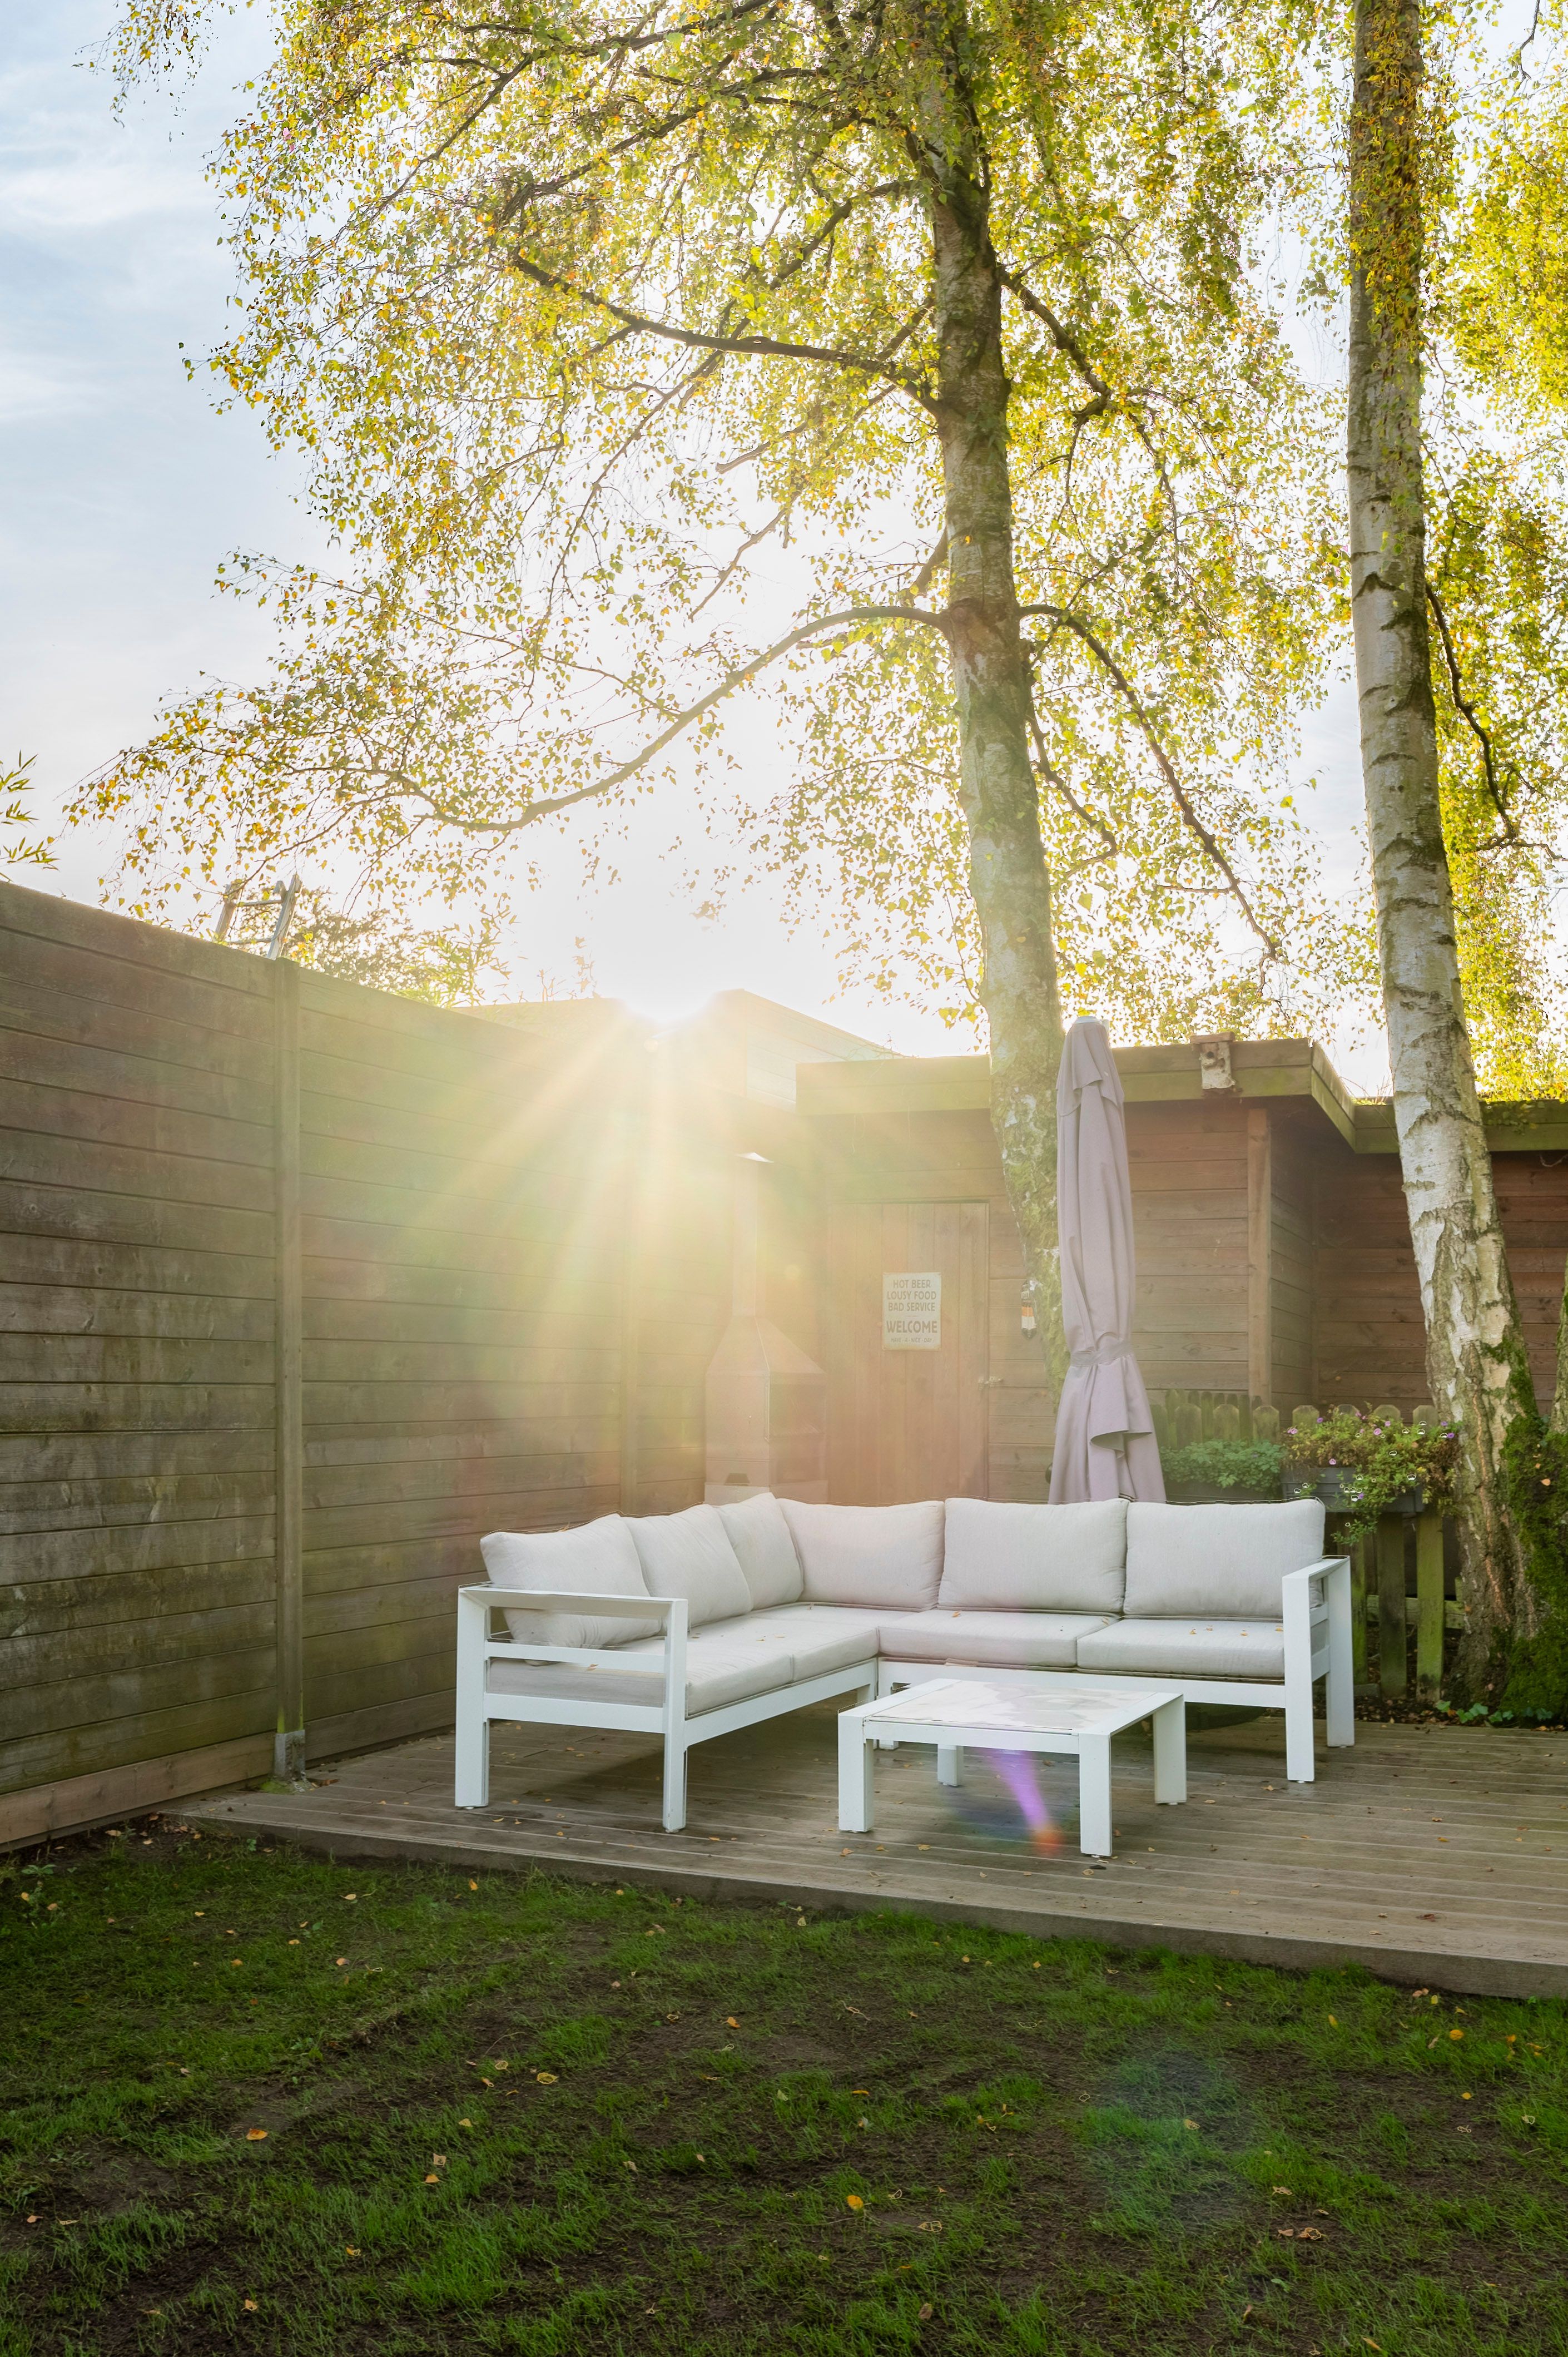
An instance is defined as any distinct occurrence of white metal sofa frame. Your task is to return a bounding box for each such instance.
[455,1553,1353,1831]
[455,1586,879,1833]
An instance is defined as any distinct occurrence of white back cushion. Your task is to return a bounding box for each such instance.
[1124,1498,1327,1619]
[937,1497,1127,1613]
[779,1498,945,1611]
[481,1516,660,1650]
[625,1503,753,1628]
[717,1491,805,1610]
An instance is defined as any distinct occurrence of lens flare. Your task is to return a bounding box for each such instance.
[985,1750,1063,1855]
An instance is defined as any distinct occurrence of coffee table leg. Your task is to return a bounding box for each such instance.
[1152,1695,1186,1804]
[838,1711,874,1833]
[936,1745,962,1787]
[1078,1735,1112,1856]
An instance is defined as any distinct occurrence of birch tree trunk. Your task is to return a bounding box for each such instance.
[1348,0,1535,1686]
[920,24,1068,1383]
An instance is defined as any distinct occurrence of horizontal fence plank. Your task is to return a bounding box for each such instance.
[0,1468,274,1541]
[0,1281,274,1344]
[0,1011,272,1128]
[2,1556,274,1639]
[8,1598,274,1692]
[0,1685,277,1800]
[0,1731,275,1850]
[3,1643,280,1751]
[0,1332,274,1385]
[0,1176,275,1259]
[0,1382,275,1434]
[0,1127,274,1215]
[0,1232,274,1298]
[0,1512,275,1590]
[0,963,272,1083]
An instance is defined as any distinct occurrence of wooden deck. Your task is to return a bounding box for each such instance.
[190,1708,1568,1999]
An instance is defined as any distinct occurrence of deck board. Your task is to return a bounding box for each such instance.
[189,1710,1568,1998]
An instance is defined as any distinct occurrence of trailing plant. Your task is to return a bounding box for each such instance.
[1160,1438,1284,1496]
[1282,1406,1461,1543]
[1497,1413,1568,1722]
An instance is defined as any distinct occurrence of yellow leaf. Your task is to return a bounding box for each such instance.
[1450,2028,1464,2041]
[846,2194,864,2211]
[536,2071,558,2083]
[1327,2014,1337,2026]
[468,1879,478,1891]
[726,2016,740,2028]
[245,2129,268,2142]
[243,2299,258,2312]
[424,2173,439,2185]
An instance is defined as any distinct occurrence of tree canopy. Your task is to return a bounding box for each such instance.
[91,0,1367,1047]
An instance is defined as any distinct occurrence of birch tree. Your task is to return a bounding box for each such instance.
[1347,0,1537,1686]
[93,0,1359,1378]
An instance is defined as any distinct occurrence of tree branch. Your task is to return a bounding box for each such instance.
[1021,602,1280,952]
[504,254,935,403]
[1426,581,1518,843]
[428,603,948,834]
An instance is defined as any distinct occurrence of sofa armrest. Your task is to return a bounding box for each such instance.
[1281,1555,1350,1607]
[455,1587,690,1696]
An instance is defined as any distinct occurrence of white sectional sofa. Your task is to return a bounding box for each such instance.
[455,1493,1352,1830]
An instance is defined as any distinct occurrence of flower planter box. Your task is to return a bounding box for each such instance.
[1284,1468,1425,1517]
[1165,1481,1282,1504]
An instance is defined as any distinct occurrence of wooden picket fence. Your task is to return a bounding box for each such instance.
[1154,1389,1455,1700]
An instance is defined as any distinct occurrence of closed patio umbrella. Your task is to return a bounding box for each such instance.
[1047,1016,1165,1504]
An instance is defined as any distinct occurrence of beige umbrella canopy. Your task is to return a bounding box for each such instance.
[1047,1017,1165,1504]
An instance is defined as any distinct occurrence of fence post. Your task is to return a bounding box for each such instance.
[1415,1510,1445,1696]
[1377,1513,1407,1696]
[1349,1532,1369,1685]
[270,960,306,1787]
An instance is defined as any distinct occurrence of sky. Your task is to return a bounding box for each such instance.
[0,2,1379,1076]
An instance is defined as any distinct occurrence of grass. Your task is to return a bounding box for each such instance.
[1,1816,1565,2355]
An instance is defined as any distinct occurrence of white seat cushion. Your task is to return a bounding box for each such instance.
[625,1503,752,1628]
[489,1623,799,1717]
[743,1602,886,1677]
[937,1498,1127,1613]
[480,1517,660,1649]
[1075,1617,1286,1680]
[780,1499,945,1611]
[717,1491,805,1609]
[1124,1499,1326,1620]
[879,1608,1114,1669]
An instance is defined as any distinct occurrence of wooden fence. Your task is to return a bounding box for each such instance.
[0,883,746,1845]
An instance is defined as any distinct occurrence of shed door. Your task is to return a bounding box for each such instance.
[825,1201,990,1504]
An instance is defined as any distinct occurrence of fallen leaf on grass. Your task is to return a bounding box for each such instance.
[1183,2118,1199,2131]
[431,2153,446,2166]
[1450,2028,1465,2042]
[245,2130,268,2142]
[535,2071,558,2084]
[846,2195,864,2211]
[1271,2185,1292,2196]
[345,2247,358,2256]
[468,1880,478,1890]
[243,2300,258,2312]
[726,2016,741,2027]
[424,2174,440,2186]
[918,2304,933,2321]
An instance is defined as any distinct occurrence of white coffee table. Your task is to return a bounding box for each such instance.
[837,1674,1186,1858]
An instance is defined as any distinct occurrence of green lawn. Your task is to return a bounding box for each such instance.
[1,1818,1564,2355]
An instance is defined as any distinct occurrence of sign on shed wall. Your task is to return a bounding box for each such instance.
[882,1270,941,1350]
